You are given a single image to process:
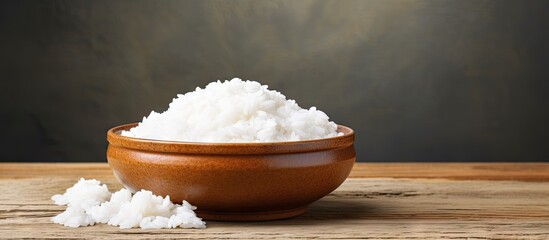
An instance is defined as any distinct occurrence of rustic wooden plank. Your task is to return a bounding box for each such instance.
[1,163,549,239]
[1,176,549,239]
[349,162,549,181]
[1,162,549,181]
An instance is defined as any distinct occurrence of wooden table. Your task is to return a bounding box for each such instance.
[1,163,548,239]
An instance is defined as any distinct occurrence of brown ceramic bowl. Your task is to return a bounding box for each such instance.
[106,123,355,221]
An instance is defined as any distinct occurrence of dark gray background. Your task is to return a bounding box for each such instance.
[1,0,548,162]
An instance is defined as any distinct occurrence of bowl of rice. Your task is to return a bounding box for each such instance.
[106,78,356,221]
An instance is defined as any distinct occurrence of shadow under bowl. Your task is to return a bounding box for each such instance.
[106,123,356,221]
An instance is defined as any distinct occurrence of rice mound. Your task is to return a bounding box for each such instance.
[51,178,111,227]
[51,178,206,229]
[121,78,342,142]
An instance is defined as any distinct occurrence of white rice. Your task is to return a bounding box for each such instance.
[52,179,206,229]
[121,78,342,142]
[51,178,111,228]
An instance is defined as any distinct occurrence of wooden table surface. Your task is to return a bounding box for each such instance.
[1,163,548,239]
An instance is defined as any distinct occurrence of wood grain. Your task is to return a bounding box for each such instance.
[1,163,549,239]
[349,162,549,181]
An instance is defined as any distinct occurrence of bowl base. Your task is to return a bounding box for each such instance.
[197,206,307,221]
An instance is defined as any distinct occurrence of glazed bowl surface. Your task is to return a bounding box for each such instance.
[106,123,356,221]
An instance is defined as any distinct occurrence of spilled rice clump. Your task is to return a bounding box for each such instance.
[51,178,206,229]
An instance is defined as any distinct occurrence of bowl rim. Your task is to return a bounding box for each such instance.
[107,123,354,154]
